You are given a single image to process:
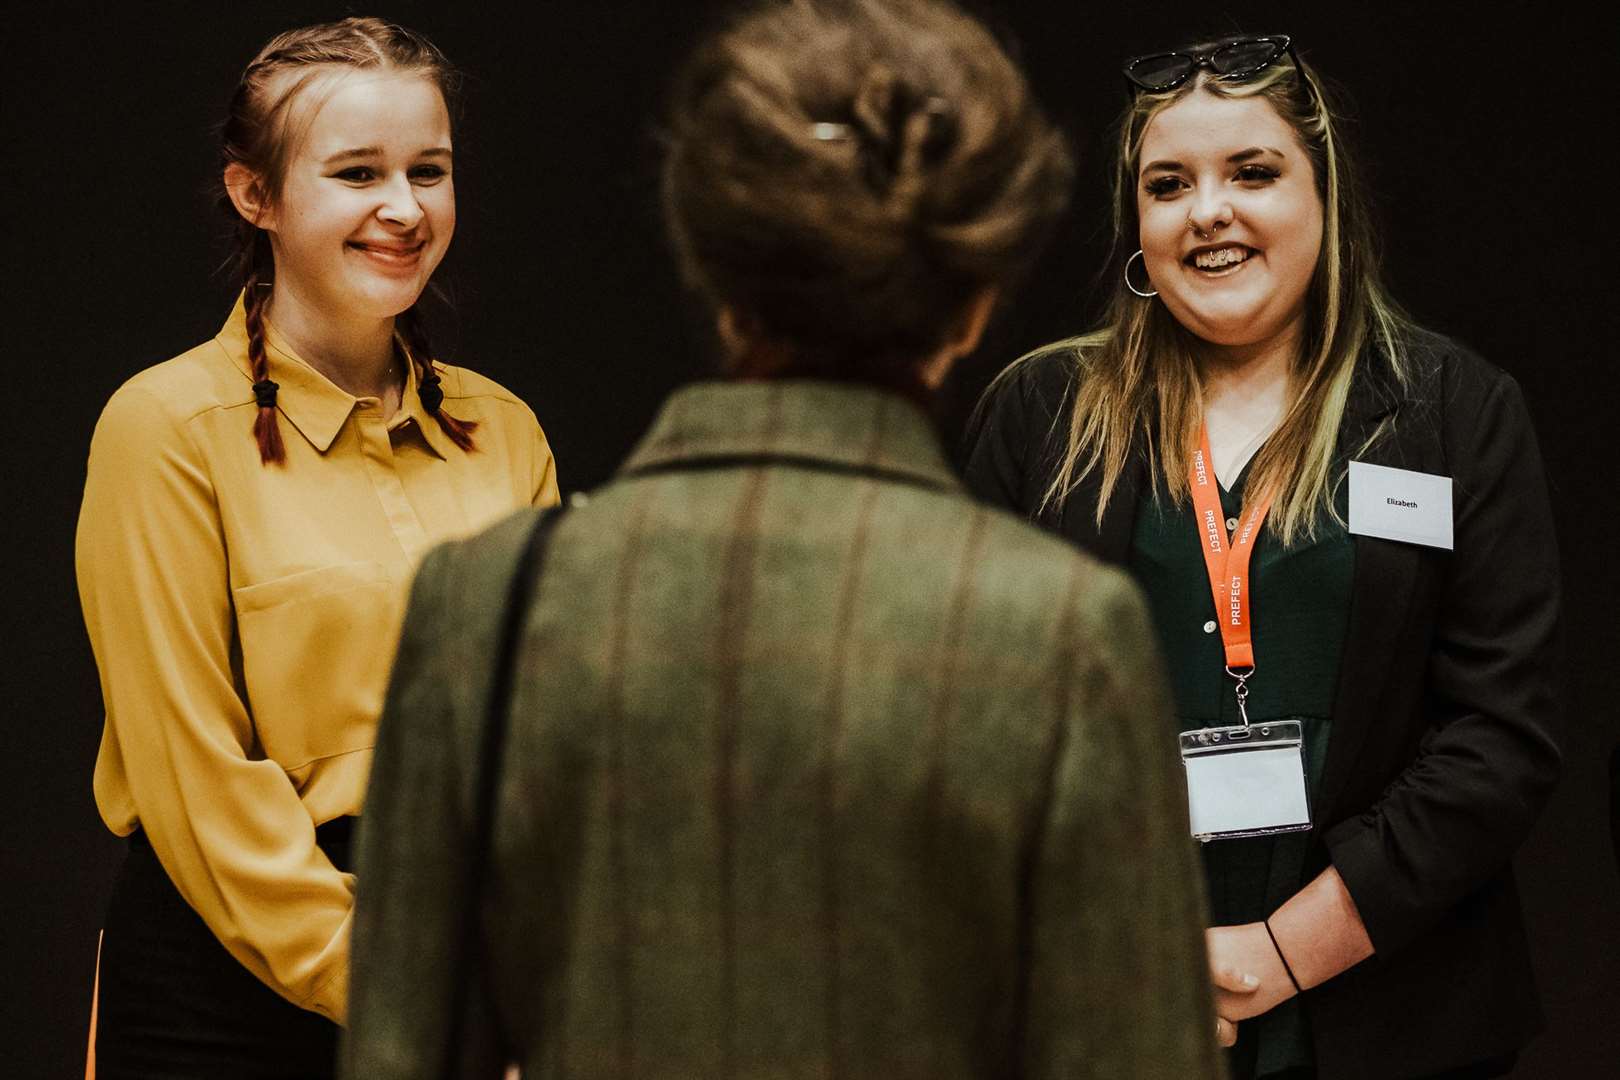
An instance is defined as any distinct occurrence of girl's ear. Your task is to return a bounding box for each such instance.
[920,287,999,390]
[224,163,276,231]
[944,286,999,359]
[715,305,755,359]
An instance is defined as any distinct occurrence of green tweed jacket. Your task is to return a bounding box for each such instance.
[345,380,1221,1080]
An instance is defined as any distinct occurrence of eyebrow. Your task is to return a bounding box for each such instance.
[1230,146,1286,163]
[322,146,453,164]
[1141,146,1287,176]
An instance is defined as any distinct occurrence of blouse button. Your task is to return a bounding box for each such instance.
[1225,516,1240,531]
[1203,620,1217,634]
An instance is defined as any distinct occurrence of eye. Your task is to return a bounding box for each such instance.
[409,164,448,184]
[331,167,375,183]
[1143,175,1187,198]
[1235,163,1280,184]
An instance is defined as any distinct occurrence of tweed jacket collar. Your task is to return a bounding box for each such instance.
[620,379,963,493]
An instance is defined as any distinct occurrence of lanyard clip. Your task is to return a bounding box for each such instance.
[1224,665,1254,728]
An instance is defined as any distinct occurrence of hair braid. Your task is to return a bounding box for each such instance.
[396,305,478,452]
[240,235,286,465]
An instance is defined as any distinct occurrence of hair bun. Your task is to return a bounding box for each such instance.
[661,0,1072,373]
[849,66,957,203]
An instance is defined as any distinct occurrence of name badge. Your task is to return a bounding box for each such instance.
[1348,461,1453,549]
[1179,720,1312,841]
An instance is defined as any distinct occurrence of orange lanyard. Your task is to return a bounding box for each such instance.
[1188,424,1273,725]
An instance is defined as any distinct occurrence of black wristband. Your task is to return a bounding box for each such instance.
[1264,918,1303,994]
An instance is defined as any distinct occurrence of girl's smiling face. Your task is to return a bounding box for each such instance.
[1135,90,1323,353]
[258,68,454,321]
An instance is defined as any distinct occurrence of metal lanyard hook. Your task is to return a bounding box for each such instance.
[1224,665,1254,728]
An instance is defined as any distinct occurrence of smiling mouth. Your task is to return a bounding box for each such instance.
[1187,245,1253,272]
[347,240,425,262]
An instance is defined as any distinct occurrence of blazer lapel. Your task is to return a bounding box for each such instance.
[1316,353,1436,823]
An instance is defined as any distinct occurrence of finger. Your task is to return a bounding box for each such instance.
[1215,1016,1237,1048]
[1210,965,1261,994]
[1215,990,1265,1024]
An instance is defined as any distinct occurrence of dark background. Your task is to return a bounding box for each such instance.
[6,3,1614,1077]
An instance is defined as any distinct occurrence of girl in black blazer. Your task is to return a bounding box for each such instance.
[966,33,1560,1080]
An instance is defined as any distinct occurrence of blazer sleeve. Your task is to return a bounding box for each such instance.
[345,512,542,1079]
[531,416,561,508]
[1024,567,1222,1080]
[1324,363,1563,954]
[76,385,354,1021]
[346,539,479,1078]
[963,353,1069,517]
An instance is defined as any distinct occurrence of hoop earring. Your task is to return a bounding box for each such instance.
[1125,249,1157,298]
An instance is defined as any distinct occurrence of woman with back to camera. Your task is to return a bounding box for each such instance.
[967,32,1561,1080]
[76,17,558,1078]
[345,1,1222,1077]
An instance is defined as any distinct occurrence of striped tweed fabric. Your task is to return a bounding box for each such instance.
[346,380,1219,1080]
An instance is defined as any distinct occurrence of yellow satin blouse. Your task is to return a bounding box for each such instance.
[76,297,559,1022]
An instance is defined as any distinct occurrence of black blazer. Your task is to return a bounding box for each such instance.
[964,330,1563,1079]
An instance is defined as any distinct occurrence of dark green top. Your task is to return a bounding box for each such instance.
[1128,462,1354,1080]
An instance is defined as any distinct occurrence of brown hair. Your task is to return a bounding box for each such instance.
[219,16,476,465]
[1004,41,1413,543]
[662,0,1073,397]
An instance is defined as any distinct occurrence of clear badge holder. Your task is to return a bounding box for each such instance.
[1179,718,1312,842]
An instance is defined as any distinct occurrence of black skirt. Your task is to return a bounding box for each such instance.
[94,818,354,1080]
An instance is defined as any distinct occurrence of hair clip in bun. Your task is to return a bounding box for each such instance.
[812,122,854,142]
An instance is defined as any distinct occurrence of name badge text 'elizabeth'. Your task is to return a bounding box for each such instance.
[1348,461,1453,549]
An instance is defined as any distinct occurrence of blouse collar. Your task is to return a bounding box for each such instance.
[213,292,454,459]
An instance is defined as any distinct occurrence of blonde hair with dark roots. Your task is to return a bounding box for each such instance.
[219,16,476,465]
[1006,44,1412,544]
[662,0,1074,396]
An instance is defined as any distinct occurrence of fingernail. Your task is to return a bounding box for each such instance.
[1242,973,1259,988]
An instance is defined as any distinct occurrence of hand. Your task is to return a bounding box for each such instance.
[1207,961,1257,1048]
[1206,923,1297,1026]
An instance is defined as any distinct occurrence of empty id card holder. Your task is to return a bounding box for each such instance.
[1179,720,1312,842]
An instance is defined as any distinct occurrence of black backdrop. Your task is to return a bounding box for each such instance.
[6,3,1615,1077]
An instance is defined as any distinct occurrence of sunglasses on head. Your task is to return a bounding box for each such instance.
[1122,34,1295,93]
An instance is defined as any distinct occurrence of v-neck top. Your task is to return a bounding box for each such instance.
[1128,462,1354,1079]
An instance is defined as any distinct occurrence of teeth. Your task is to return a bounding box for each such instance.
[1194,246,1248,269]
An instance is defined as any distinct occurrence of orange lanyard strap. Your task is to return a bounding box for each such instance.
[1188,424,1273,723]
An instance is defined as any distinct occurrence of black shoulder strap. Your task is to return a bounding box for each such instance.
[443,503,568,1076]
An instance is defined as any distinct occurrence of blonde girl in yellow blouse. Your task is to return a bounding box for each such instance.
[75,18,557,1077]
